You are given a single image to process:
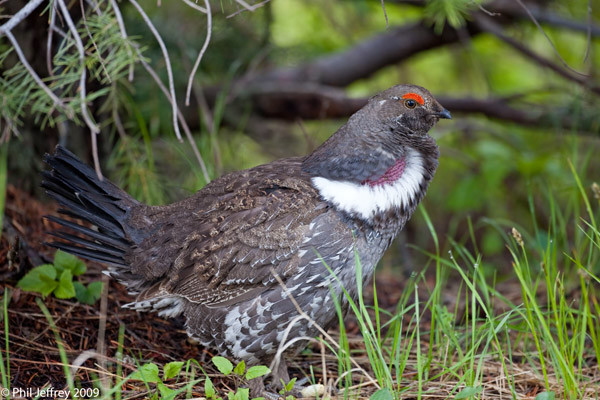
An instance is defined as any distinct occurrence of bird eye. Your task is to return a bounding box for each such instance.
[404,99,417,109]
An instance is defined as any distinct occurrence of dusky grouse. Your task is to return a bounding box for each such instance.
[42,84,451,392]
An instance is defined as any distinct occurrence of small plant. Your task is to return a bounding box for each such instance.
[207,356,271,400]
[278,377,296,400]
[129,361,187,399]
[17,250,103,305]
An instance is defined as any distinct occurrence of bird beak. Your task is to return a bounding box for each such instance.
[435,108,452,120]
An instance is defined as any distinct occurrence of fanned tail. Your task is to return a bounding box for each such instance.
[41,145,137,267]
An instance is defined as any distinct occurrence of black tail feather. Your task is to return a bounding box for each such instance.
[42,145,138,266]
[47,231,126,258]
[44,215,130,250]
[45,241,127,266]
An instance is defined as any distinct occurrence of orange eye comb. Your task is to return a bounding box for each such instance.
[402,93,425,105]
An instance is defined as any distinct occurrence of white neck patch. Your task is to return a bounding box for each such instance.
[311,148,425,221]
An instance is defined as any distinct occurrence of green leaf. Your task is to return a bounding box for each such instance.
[17,264,58,296]
[74,281,104,305]
[54,269,76,299]
[245,366,270,380]
[54,250,87,276]
[163,361,184,380]
[212,356,233,375]
[157,382,176,400]
[205,377,216,398]
[284,377,296,392]
[235,388,249,400]
[130,363,160,383]
[454,386,483,399]
[233,360,246,376]
[536,393,555,400]
[370,388,393,400]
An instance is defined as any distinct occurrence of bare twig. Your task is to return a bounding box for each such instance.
[226,0,269,18]
[129,0,182,141]
[80,0,111,84]
[185,0,212,106]
[110,0,134,81]
[3,30,72,118]
[57,0,100,134]
[134,46,211,183]
[513,0,588,77]
[235,0,261,12]
[180,0,207,14]
[47,3,57,76]
[0,0,45,34]
[57,0,103,178]
[475,15,600,95]
[380,0,389,28]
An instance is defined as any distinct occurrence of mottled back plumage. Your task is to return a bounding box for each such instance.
[42,84,450,393]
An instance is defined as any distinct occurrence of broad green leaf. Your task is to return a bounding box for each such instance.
[17,264,58,296]
[205,377,216,398]
[536,393,555,400]
[246,365,270,380]
[233,360,246,376]
[235,388,249,400]
[87,281,104,298]
[370,388,393,400]
[130,363,160,383]
[163,361,184,380]
[157,382,176,400]
[54,250,87,276]
[212,356,234,375]
[454,386,482,399]
[74,281,104,305]
[54,270,76,299]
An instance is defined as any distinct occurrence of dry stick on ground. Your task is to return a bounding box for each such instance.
[269,268,380,392]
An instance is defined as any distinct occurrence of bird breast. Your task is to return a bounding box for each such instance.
[310,148,425,221]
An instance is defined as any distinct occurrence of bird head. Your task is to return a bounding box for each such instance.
[303,84,450,179]
[369,84,451,136]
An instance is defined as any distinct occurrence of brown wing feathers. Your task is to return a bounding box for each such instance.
[43,147,326,308]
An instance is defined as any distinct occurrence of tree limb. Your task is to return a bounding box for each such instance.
[254,19,481,88]
[242,83,587,131]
